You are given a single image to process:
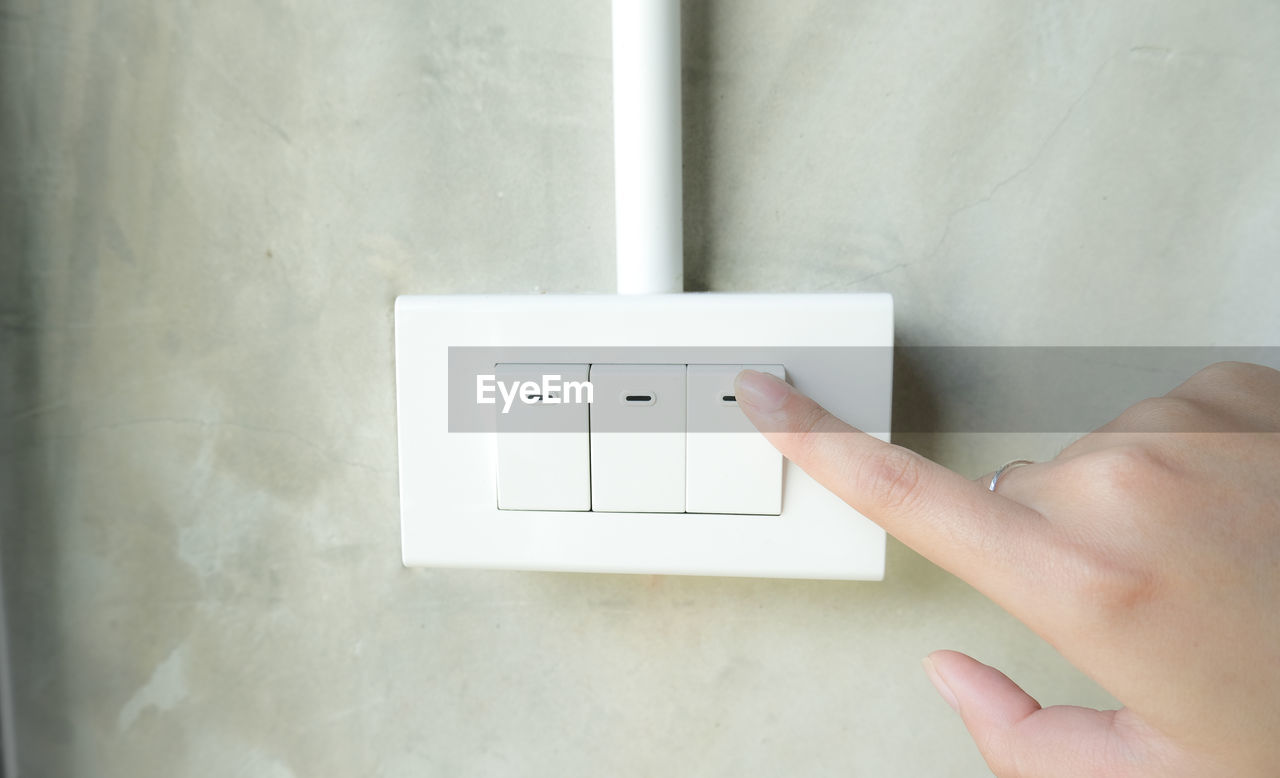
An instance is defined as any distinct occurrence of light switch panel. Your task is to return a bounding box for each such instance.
[686,364,785,515]
[395,293,893,580]
[588,363,686,513]
[494,363,591,511]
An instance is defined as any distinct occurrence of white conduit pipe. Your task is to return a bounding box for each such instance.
[612,0,684,294]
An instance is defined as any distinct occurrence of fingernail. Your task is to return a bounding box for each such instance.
[734,369,790,413]
[922,657,959,711]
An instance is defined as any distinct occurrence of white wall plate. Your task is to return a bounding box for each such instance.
[394,293,894,580]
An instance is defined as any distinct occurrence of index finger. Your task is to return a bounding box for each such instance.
[733,369,1049,598]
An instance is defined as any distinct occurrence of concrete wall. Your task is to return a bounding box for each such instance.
[2,1,1277,775]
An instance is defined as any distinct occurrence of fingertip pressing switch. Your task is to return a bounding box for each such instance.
[495,363,591,511]
[589,364,686,513]
[686,364,785,515]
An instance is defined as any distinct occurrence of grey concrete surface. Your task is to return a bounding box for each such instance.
[2,1,1278,776]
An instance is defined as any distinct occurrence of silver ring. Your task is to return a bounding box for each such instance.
[988,459,1034,492]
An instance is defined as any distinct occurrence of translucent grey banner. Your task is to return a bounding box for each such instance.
[443,347,1280,433]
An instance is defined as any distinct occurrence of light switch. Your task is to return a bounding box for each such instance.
[494,363,591,511]
[589,364,686,513]
[686,364,785,515]
[399,293,895,579]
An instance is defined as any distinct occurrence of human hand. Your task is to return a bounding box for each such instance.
[733,361,1280,777]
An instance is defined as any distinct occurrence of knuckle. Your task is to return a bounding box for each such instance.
[1077,445,1164,496]
[854,445,925,513]
[1179,360,1280,399]
[1055,445,1173,516]
[1062,538,1160,618]
[1197,360,1277,384]
[1051,448,1167,617]
[1118,395,1204,432]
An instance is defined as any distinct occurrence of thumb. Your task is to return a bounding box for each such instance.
[923,650,1125,778]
